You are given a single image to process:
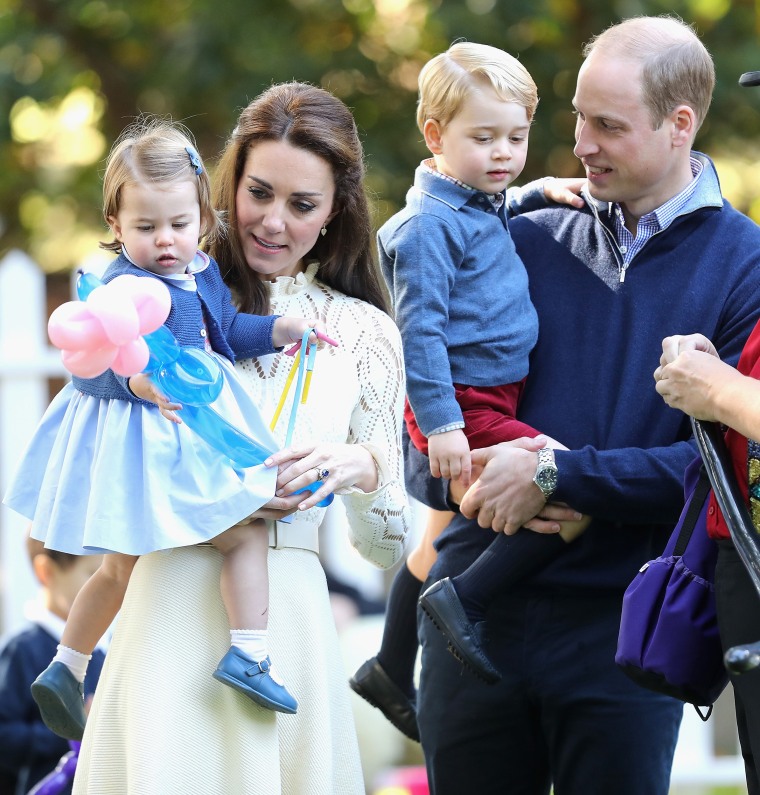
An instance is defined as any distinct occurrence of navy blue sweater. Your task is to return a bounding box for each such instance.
[72,253,278,402]
[410,153,760,592]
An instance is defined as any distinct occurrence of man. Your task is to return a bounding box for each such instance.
[407,16,760,795]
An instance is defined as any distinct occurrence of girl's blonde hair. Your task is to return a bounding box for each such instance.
[416,41,538,133]
[100,117,220,252]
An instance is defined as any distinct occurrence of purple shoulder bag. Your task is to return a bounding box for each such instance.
[615,455,728,718]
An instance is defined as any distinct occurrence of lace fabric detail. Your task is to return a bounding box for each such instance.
[236,265,410,569]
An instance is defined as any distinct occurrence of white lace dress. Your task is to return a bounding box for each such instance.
[73,264,411,795]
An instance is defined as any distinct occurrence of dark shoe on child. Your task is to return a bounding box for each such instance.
[31,661,87,741]
[349,657,420,742]
[419,577,501,684]
[213,647,298,714]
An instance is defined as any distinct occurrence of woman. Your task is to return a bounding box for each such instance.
[655,331,760,794]
[73,83,410,795]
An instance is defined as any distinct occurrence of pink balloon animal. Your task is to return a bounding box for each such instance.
[48,275,171,378]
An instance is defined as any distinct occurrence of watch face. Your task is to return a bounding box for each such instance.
[537,469,558,492]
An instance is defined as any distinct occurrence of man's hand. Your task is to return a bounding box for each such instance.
[459,437,548,534]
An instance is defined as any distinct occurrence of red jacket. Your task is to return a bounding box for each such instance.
[707,317,760,539]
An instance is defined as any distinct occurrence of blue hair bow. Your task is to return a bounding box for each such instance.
[185,146,203,176]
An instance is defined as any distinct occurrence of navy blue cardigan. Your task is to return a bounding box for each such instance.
[72,253,278,403]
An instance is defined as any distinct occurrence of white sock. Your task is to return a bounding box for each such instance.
[230,629,284,685]
[230,629,268,661]
[53,644,91,684]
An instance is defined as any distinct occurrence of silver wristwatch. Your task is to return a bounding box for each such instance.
[532,447,558,500]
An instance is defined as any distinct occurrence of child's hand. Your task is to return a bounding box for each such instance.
[272,316,337,350]
[543,177,586,208]
[428,429,472,484]
[128,373,183,424]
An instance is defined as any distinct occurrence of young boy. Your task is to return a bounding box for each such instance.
[0,531,105,793]
[351,42,586,727]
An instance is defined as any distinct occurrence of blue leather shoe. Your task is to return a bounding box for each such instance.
[213,648,298,714]
[31,661,86,741]
[419,577,501,684]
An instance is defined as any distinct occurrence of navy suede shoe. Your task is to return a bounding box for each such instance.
[31,661,87,741]
[419,577,502,684]
[213,648,298,714]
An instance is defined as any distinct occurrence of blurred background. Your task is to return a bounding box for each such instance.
[3,0,760,275]
[2,0,760,792]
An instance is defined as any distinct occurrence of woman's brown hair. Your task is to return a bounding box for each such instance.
[209,82,390,316]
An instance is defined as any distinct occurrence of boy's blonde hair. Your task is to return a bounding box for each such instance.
[416,41,538,133]
[100,116,220,252]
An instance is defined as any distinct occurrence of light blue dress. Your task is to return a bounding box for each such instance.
[3,261,279,556]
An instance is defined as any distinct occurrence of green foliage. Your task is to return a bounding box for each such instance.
[3,0,760,271]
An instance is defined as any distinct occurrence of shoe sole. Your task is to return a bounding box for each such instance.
[419,596,501,685]
[212,670,297,714]
[348,676,420,742]
[30,681,85,741]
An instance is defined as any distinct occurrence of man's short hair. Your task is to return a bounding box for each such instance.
[583,15,715,133]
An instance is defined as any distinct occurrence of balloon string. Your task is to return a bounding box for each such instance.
[283,329,314,447]
[270,328,315,443]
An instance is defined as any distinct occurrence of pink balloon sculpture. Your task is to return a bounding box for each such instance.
[48,274,171,378]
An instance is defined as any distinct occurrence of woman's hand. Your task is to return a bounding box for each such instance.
[655,348,733,421]
[128,373,183,423]
[657,333,719,368]
[654,334,724,420]
[265,442,378,511]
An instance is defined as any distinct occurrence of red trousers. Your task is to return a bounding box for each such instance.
[405,380,542,456]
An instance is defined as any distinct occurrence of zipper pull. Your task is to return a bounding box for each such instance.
[620,266,627,283]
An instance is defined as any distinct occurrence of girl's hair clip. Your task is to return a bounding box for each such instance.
[185,146,203,176]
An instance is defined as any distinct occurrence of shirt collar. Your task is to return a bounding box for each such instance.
[24,600,109,651]
[121,248,209,290]
[418,159,505,210]
[582,152,724,223]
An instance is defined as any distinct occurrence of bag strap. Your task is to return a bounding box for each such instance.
[672,466,711,558]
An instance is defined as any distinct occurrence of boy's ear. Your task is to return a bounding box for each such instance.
[32,553,54,587]
[423,119,445,155]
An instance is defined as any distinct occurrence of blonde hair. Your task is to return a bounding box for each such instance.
[100,117,220,252]
[416,41,538,133]
[583,16,714,132]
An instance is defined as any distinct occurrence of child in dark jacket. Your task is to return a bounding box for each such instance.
[0,533,105,795]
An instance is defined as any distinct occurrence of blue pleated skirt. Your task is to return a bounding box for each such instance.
[4,355,278,556]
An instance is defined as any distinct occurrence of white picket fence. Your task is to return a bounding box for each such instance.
[0,250,747,791]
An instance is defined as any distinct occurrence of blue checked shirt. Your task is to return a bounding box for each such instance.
[612,156,704,267]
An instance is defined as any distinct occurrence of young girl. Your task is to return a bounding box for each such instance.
[3,119,324,741]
